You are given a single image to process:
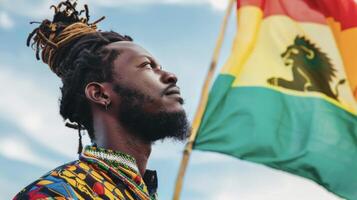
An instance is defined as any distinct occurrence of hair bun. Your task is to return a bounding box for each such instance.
[27,0,105,76]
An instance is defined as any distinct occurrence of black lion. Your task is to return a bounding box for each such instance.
[268,35,345,101]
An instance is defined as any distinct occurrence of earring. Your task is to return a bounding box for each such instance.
[104,102,109,111]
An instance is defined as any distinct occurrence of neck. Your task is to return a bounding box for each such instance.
[93,113,151,176]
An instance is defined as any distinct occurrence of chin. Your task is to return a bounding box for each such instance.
[162,97,184,112]
[164,104,184,114]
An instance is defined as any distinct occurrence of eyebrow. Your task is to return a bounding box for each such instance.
[137,55,154,60]
[138,55,159,64]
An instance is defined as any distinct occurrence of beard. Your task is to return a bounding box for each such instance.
[113,84,189,143]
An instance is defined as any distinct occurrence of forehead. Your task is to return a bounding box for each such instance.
[105,41,152,60]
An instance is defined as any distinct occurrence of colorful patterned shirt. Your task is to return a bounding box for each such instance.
[14,146,158,200]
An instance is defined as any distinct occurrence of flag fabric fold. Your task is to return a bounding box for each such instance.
[193,0,357,199]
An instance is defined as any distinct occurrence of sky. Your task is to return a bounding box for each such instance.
[0,0,344,199]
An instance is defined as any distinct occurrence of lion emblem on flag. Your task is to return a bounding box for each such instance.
[267,36,345,101]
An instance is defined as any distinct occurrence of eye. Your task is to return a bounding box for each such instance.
[139,61,162,71]
[140,62,154,69]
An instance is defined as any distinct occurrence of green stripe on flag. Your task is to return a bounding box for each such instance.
[194,74,357,199]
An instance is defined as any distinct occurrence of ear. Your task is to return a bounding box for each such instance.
[85,82,111,107]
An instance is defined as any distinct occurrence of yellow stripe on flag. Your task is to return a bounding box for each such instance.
[221,6,263,76]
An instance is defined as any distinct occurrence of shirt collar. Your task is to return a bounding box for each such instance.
[81,145,158,197]
[82,145,139,173]
[143,169,158,197]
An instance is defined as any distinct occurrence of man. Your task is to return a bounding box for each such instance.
[14,1,189,199]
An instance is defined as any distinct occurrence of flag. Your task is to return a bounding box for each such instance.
[193,0,357,199]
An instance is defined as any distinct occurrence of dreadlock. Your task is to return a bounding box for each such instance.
[27,0,133,153]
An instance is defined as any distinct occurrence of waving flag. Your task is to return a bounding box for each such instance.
[193,0,357,199]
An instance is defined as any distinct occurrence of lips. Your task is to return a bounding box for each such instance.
[165,88,181,96]
[163,86,181,96]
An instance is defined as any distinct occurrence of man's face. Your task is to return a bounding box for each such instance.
[105,41,189,142]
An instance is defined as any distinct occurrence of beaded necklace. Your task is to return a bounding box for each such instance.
[84,147,139,173]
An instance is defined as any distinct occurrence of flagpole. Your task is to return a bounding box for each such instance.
[172,0,235,199]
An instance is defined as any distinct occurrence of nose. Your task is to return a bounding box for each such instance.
[161,70,178,84]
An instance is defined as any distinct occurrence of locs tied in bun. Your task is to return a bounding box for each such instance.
[27,0,133,153]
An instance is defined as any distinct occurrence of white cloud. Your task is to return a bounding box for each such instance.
[150,140,233,163]
[151,140,185,160]
[0,11,14,30]
[0,66,83,159]
[1,0,228,19]
[208,0,229,11]
[1,0,57,19]
[0,136,58,168]
[190,150,236,164]
[185,159,343,200]
[86,0,228,11]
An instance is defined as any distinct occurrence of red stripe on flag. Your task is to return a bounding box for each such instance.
[312,0,357,30]
[237,0,266,8]
[238,0,357,30]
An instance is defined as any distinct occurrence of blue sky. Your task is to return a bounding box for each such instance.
[0,0,342,199]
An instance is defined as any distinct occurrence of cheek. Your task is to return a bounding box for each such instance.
[140,75,164,95]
